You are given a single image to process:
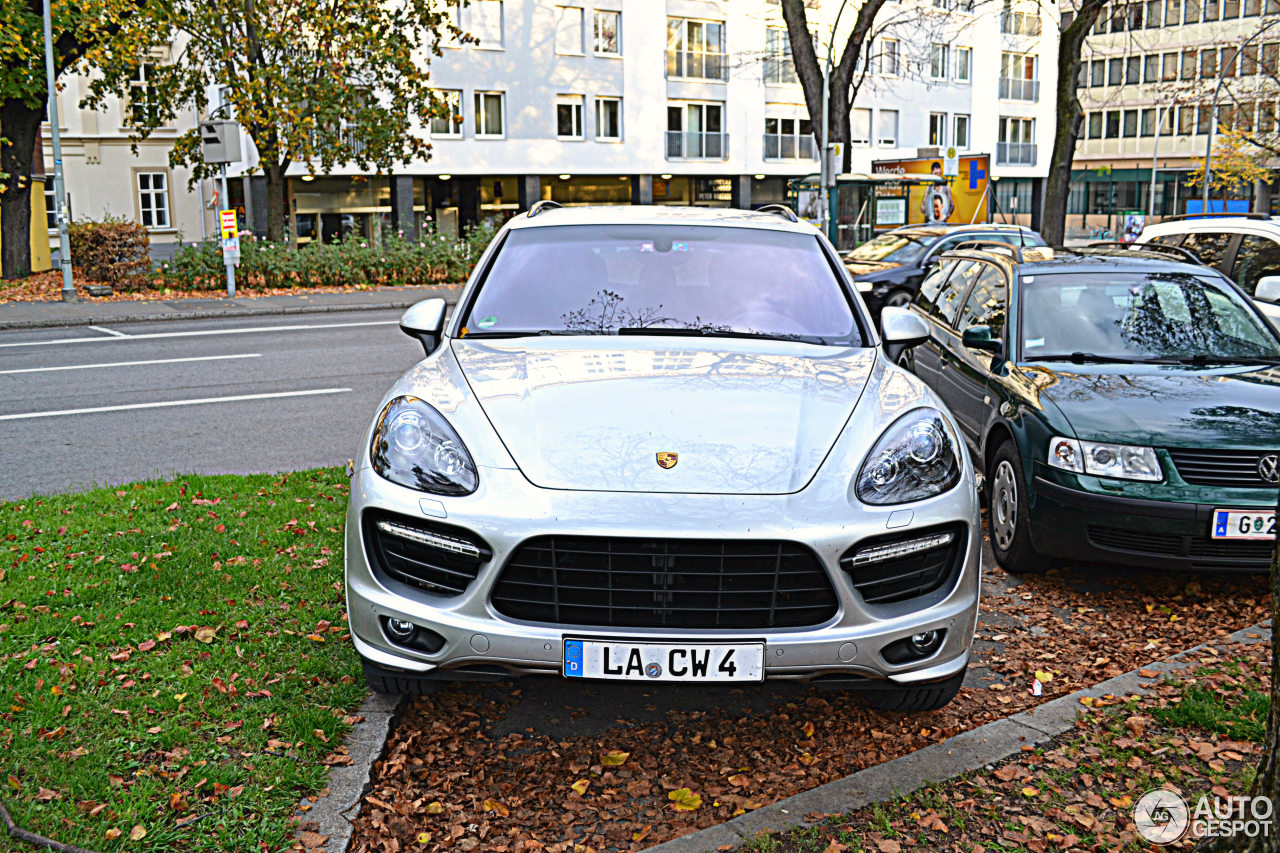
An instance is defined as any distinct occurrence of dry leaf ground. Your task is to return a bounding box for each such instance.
[738,638,1270,853]
[346,534,1270,853]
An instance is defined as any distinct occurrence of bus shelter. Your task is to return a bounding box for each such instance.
[788,173,951,251]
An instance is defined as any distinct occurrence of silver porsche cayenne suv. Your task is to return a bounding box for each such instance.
[345,204,980,712]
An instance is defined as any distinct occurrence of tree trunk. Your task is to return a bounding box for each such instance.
[1041,0,1107,246]
[264,162,287,244]
[1,99,43,280]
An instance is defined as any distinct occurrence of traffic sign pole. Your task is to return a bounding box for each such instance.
[220,167,237,298]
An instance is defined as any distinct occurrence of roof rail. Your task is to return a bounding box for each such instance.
[755,203,799,223]
[948,240,1024,262]
[527,199,564,218]
[1085,241,1203,265]
[1158,211,1272,222]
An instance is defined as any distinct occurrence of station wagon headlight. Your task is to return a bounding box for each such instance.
[1046,436,1162,482]
[371,396,478,495]
[856,408,961,505]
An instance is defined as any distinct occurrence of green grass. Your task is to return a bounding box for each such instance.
[0,470,364,851]
[1152,668,1270,743]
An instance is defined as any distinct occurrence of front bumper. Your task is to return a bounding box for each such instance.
[1030,474,1273,572]
[345,463,982,686]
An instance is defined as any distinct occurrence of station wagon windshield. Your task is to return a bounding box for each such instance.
[1021,272,1280,363]
[844,232,929,264]
[461,225,860,344]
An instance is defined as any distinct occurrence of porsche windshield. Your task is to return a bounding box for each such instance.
[461,225,861,344]
[1021,272,1280,362]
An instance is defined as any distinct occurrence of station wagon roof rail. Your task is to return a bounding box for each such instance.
[1083,241,1204,265]
[755,203,800,223]
[526,199,565,218]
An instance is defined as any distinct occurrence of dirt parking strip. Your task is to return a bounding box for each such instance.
[337,553,1269,853]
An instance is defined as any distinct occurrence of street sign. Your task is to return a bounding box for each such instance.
[221,235,241,266]
[220,209,238,240]
[943,147,959,177]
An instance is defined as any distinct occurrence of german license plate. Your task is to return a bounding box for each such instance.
[1211,508,1277,540]
[562,639,764,682]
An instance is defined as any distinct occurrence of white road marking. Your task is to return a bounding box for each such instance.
[87,325,129,338]
[0,388,351,421]
[0,319,399,349]
[0,353,262,376]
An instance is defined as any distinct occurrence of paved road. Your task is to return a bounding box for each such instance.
[0,309,424,499]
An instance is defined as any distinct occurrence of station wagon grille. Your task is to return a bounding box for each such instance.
[1088,524,1272,571]
[1166,448,1276,488]
[490,537,838,629]
[839,524,967,605]
[363,511,491,596]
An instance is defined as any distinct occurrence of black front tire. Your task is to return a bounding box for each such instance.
[362,658,440,696]
[859,669,965,713]
[987,440,1048,575]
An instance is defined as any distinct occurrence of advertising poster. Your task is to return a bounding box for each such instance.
[871,155,991,226]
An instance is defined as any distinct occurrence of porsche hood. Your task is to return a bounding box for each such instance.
[452,339,876,494]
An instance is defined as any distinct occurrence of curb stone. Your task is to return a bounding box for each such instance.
[296,692,405,853]
[644,620,1273,853]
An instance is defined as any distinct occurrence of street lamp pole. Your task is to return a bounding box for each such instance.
[1201,17,1280,213]
[1148,103,1168,219]
[42,0,74,302]
[820,0,853,242]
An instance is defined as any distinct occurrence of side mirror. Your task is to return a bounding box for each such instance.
[400,297,448,356]
[881,306,930,349]
[1255,276,1280,304]
[962,324,1004,356]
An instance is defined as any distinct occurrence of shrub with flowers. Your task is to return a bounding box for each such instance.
[161,223,496,292]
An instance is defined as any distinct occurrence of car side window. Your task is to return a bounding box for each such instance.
[1147,234,1185,248]
[936,260,981,328]
[1231,235,1280,297]
[1180,231,1234,269]
[917,259,958,309]
[956,264,1009,338]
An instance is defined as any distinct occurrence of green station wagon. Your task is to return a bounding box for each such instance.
[897,243,1280,575]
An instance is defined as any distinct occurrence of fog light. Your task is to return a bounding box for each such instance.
[386,618,416,641]
[911,630,941,653]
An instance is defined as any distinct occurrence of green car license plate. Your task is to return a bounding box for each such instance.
[1211,508,1277,541]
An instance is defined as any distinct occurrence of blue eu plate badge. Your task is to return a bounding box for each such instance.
[563,639,584,677]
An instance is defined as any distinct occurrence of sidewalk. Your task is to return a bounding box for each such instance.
[0,285,461,331]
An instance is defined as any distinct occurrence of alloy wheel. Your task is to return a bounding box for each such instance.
[885,290,912,308]
[991,460,1018,551]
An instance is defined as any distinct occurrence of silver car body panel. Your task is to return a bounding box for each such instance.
[345,206,981,686]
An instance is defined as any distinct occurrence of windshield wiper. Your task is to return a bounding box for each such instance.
[1158,354,1280,366]
[460,329,601,339]
[616,327,824,344]
[1023,352,1152,364]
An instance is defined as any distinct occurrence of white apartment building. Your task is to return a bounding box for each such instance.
[1073,0,1280,235]
[45,0,1056,253]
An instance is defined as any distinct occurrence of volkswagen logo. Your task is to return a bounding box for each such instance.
[1259,453,1280,484]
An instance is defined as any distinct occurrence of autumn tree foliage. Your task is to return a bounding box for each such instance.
[0,0,152,280]
[87,0,470,244]
[1186,128,1272,205]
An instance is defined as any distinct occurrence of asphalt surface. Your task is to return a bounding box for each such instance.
[0,309,425,499]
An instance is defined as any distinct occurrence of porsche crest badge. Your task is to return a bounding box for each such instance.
[656,452,678,469]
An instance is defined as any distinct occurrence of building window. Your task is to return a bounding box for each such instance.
[878,109,898,147]
[430,90,463,136]
[1182,49,1198,80]
[1145,0,1163,25]
[1107,57,1123,86]
[1088,111,1103,138]
[1090,59,1105,86]
[471,0,503,47]
[1105,110,1120,137]
[1178,105,1196,134]
[594,10,620,54]
[1144,54,1159,82]
[852,108,871,146]
[880,38,900,75]
[954,46,971,81]
[474,91,505,137]
[666,102,725,158]
[953,114,970,148]
[929,112,947,146]
[1221,47,1238,78]
[764,116,814,159]
[43,186,69,230]
[556,6,584,54]
[930,44,949,79]
[1001,3,1043,35]
[1201,48,1218,79]
[595,97,621,140]
[1204,0,1220,20]
[1000,116,1034,143]
[126,62,159,128]
[1000,52,1038,99]
[137,172,170,229]
[1122,109,1139,136]
[1125,55,1140,84]
[765,27,798,84]
[557,95,583,139]
[1166,0,1183,22]
[667,18,726,81]
[1243,45,1260,74]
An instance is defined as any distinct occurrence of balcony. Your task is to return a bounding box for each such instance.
[763,134,816,160]
[666,131,729,160]
[666,50,728,81]
[999,77,1040,101]
[997,141,1037,165]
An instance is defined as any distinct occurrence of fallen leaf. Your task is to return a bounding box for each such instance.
[632,826,652,843]
[482,798,509,817]
[424,801,444,814]
[570,779,590,796]
[129,825,146,841]
[194,626,217,644]
[601,749,630,766]
[876,840,902,853]
[105,829,122,840]
[668,787,702,812]
[801,721,815,738]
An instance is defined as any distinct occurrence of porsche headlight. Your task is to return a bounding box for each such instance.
[1046,436,1162,482]
[370,396,478,495]
[856,408,961,505]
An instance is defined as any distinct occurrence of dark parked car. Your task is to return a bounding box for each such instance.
[844,224,1045,318]
[898,242,1280,575]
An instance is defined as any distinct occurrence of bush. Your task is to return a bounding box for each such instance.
[160,222,497,292]
[68,217,151,287]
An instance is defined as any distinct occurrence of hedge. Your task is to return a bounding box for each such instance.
[68,217,151,285]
